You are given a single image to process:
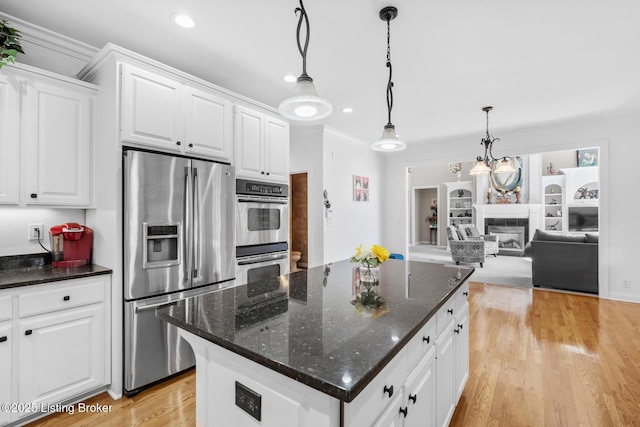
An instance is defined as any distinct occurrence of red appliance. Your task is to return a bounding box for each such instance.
[49,223,93,268]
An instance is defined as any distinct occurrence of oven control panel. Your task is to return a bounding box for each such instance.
[236,179,288,197]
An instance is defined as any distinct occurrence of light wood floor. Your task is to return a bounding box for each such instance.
[27,282,640,427]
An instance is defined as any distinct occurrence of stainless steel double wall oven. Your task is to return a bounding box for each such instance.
[235,179,290,285]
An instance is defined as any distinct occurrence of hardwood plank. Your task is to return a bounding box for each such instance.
[26,281,640,426]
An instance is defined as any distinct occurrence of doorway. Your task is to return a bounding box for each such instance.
[290,172,308,269]
[411,186,439,246]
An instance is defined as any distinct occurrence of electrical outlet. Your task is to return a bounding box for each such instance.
[622,280,631,289]
[28,223,44,241]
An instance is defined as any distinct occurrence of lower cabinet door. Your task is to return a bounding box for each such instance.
[454,302,470,401]
[435,319,456,427]
[18,304,105,414]
[0,324,12,425]
[373,391,404,427]
[404,347,436,427]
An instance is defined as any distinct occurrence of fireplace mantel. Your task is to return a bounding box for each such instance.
[474,203,541,241]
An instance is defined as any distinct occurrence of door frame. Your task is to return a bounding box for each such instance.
[410,185,440,246]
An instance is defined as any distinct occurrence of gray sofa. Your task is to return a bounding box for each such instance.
[523,229,598,294]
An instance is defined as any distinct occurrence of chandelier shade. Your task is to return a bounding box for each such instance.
[278,0,332,121]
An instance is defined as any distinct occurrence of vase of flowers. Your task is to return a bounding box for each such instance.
[449,162,462,181]
[351,244,390,286]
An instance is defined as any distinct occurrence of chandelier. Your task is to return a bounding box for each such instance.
[278,0,332,121]
[469,106,515,175]
[371,6,406,152]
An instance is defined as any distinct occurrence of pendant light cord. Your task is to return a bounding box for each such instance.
[295,0,311,79]
[385,17,394,126]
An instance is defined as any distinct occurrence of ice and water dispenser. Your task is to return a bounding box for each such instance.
[142,223,180,268]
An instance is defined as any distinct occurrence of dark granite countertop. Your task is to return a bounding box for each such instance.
[0,253,112,290]
[157,259,473,402]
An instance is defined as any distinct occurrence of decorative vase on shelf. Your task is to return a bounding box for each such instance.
[455,171,462,182]
[359,265,380,287]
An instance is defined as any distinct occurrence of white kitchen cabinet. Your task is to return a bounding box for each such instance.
[121,63,232,162]
[0,321,12,425]
[234,105,289,183]
[21,78,93,206]
[404,347,436,427]
[372,392,404,427]
[0,275,111,426]
[454,302,470,401]
[435,318,456,427]
[0,74,19,204]
[18,304,105,411]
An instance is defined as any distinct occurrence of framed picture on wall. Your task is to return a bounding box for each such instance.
[577,148,598,167]
[353,175,370,202]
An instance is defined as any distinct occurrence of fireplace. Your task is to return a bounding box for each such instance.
[485,218,530,256]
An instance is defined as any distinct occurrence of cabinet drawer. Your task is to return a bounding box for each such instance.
[0,296,11,321]
[436,297,456,337]
[344,350,407,427]
[406,318,436,371]
[456,282,470,312]
[19,278,106,318]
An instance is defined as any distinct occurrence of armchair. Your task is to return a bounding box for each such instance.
[447,226,485,267]
[455,224,499,257]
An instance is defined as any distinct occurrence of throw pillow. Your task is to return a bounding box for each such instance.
[446,226,459,241]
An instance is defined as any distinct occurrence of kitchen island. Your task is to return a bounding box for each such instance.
[157,259,474,427]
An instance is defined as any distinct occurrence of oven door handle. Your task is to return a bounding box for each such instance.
[237,254,288,265]
[237,198,288,205]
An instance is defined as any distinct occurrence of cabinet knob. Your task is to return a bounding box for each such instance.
[0,336,7,343]
[399,407,408,418]
[422,336,430,344]
[188,143,193,148]
[30,193,38,199]
[266,172,270,175]
[454,328,460,334]
[463,291,469,297]
[458,323,463,330]
[383,385,393,398]
[176,141,181,146]
[447,308,453,315]
[63,295,70,301]
[25,330,33,336]
[261,171,265,174]
[409,394,417,404]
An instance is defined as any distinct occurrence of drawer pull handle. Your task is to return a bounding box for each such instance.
[447,308,453,315]
[463,291,469,297]
[0,336,7,343]
[30,193,38,198]
[63,295,70,301]
[383,385,393,398]
[458,323,463,330]
[399,407,408,418]
[409,394,417,404]
[25,330,33,336]
[422,336,430,344]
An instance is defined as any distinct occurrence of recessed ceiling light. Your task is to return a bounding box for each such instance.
[172,13,195,28]
[341,107,353,113]
[283,74,297,83]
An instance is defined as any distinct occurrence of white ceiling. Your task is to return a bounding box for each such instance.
[2,0,639,146]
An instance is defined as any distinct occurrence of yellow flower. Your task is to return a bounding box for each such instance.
[372,244,390,263]
[354,244,364,258]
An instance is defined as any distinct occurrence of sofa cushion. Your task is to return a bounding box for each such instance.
[532,229,585,243]
[585,233,599,243]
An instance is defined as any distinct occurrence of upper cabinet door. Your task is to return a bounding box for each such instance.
[184,86,232,161]
[0,74,19,204]
[22,79,93,206]
[234,106,264,179]
[264,117,290,183]
[121,63,182,152]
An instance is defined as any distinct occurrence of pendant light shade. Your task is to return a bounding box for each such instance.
[372,6,406,152]
[469,106,514,175]
[279,0,332,121]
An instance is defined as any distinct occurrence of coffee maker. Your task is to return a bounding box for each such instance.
[49,223,93,268]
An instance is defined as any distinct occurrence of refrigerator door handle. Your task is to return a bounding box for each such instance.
[135,301,177,314]
[184,166,192,282]
[193,167,199,278]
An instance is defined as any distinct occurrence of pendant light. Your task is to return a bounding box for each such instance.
[279,0,332,121]
[371,6,406,152]
[469,106,515,175]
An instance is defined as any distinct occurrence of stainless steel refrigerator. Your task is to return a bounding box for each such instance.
[123,149,235,396]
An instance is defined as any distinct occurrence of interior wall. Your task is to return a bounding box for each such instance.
[0,207,85,256]
[322,128,383,264]
[415,188,437,243]
[541,148,587,173]
[381,112,639,303]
